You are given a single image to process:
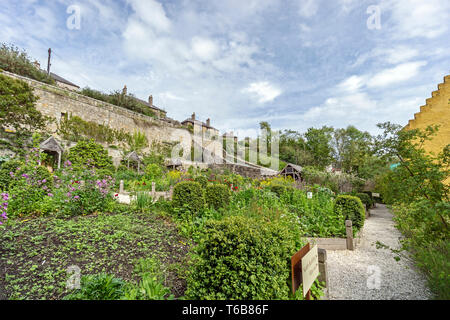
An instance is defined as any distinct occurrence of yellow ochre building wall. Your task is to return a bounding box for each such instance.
[405,74,450,184]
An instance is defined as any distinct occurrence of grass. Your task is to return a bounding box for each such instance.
[0,209,189,300]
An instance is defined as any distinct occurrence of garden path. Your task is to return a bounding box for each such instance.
[326,204,432,300]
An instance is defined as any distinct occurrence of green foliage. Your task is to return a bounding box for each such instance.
[205,184,231,210]
[194,175,208,189]
[374,122,449,205]
[145,163,164,180]
[355,192,372,210]
[0,159,23,190]
[0,73,49,138]
[67,139,114,171]
[269,185,290,198]
[334,195,365,230]
[80,87,160,118]
[64,274,127,300]
[392,200,450,299]
[128,130,149,153]
[185,216,297,300]
[0,44,55,85]
[57,115,131,145]
[172,181,205,214]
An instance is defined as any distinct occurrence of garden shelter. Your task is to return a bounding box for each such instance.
[40,136,63,170]
[279,163,303,181]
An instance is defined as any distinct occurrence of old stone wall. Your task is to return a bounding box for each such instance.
[1,70,195,157]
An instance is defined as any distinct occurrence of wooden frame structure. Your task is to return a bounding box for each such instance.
[279,163,303,181]
[40,136,63,170]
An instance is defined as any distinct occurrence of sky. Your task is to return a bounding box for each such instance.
[1,0,449,138]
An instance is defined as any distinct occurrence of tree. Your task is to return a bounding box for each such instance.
[0,44,55,84]
[0,74,49,142]
[304,126,334,169]
[374,122,449,206]
[331,126,375,177]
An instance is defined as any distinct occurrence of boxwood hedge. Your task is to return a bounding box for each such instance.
[185,216,296,300]
[172,181,205,214]
[334,195,366,230]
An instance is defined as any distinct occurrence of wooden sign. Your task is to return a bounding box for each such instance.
[291,243,319,299]
[372,193,380,197]
[301,245,319,297]
[291,243,309,297]
[307,192,313,199]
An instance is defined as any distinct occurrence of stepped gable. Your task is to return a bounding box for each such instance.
[404,74,449,167]
[406,74,450,130]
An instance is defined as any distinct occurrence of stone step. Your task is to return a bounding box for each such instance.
[444,75,450,83]
[432,90,440,97]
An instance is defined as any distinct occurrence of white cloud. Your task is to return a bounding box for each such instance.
[126,0,171,32]
[367,61,427,88]
[386,0,450,39]
[337,75,366,92]
[298,0,319,17]
[242,81,282,103]
[191,37,219,61]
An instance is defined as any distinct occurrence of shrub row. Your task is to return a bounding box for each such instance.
[172,181,231,214]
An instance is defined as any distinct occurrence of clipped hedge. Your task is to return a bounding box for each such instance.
[356,193,372,210]
[194,176,208,189]
[185,216,296,300]
[205,184,231,210]
[172,181,205,214]
[334,195,365,230]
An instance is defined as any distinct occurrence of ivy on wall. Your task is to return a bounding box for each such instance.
[57,115,131,146]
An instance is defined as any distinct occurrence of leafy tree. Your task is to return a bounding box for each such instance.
[0,74,50,150]
[374,122,449,226]
[304,126,334,169]
[0,44,55,84]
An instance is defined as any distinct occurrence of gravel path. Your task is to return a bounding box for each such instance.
[327,204,432,300]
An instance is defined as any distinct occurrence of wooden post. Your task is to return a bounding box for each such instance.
[119,180,124,194]
[169,186,174,199]
[151,182,156,197]
[317,248,328,288]
[346,220,354,250]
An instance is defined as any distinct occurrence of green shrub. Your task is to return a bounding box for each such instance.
[172,181,205,214]
[0,44,56,85]
[334,195,365,230]
[270,185,288,197]
[185,216,296,300]
[145,163,164,180]
[67,139,114,171]
[194,175,208,189]
[0,159,23,190]
[64,273,127,300]
[205,184,231,209]
[356,193,372,210]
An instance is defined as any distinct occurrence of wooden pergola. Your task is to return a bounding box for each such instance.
[40,136,63,170]
[125,151,143,173]
[279,163,303,181]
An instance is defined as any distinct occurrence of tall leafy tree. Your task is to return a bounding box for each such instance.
[0,74,49,141]
[304,126,334,169]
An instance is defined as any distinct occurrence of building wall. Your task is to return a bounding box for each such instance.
[405,75,450,155]
[405,74,450,184]
[1,70,200,161]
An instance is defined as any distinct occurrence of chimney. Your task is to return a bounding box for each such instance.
[148,95,153,106]
[122,85,127,95]
[33,60,41,70]
[191,112,196,120]
[206,118,211,127]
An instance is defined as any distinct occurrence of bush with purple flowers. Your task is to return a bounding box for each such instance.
[0,192,8,225]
